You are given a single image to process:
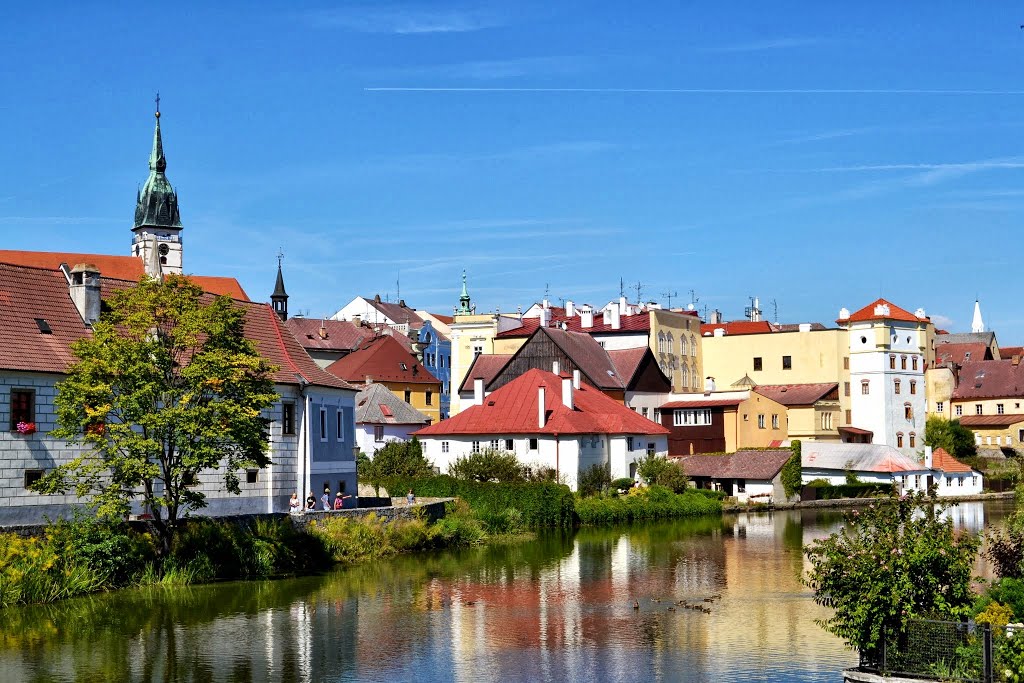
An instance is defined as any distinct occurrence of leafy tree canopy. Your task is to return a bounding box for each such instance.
[448,449,525,483]
[804,493,978,657]
[924,416,977,459]
[635,454,688,493]
[33,275,279,561]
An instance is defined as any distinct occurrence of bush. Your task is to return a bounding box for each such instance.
[577,463,611,497]
[634,454,689,493]
[611,477,634,492]
[448,449,525,482]
[781,440,802,499]
[385,475,576,527]
[575,486,721,525]
[806,481,895,500]
[46,515,155,586]
[361,438,434,495]
[0,532,104,607]
[804,492,979,659]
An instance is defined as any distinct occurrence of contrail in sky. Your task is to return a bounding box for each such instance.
[366,87,1024,95]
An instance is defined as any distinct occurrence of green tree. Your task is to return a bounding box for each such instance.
[924,416,977,459]
[635,454,689,493]
[33,276,278,563]
[372,437,434,480]
[804,492,978,659]
[781,439,802,499]
[448,449,525,482]
[576,462,611,497]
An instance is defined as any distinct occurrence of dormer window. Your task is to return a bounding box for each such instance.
[400,362,408,371]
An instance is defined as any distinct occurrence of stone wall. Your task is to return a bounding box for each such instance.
[297,497,452,527]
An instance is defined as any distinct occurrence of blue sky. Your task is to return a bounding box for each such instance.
[2,2,1024,342]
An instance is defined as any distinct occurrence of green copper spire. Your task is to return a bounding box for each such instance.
[455,270,473,314]
[134,100,182,231]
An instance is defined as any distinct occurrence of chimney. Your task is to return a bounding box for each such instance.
[704,376,716,393]
[713,327,726,337]
[924,446,933,469]
[565,300,575,317]
[69,263,101,325]
[353,314,362,326]
[798,323,811,333]
[580,306,594,328]
[318,320,328,339]
[552,361,560,375]
[399,299,406,308]
[539,307,550,328]
[572,369,581,390]
[602,308,612,325]
[474,377,484,406]
[562,373,574,410]
[538,385,547,428]
[542,298,549,310]
[619,296,627,316]
[838,307,850,320]
[710,309,723,324]
[1012,355,1021,366]
[610,306,621,330]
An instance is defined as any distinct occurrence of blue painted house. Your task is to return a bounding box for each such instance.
[419,320,452,419]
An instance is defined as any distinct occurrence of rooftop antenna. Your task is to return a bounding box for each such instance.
[396,271,400,302]
[770,299,779,325]
[689,289,700,307]
[633,280,644,303]
[744,296,762,322]
[544,283,550,302]
[662,290,678,308]
[701,303,709,320]
[619,277,625,299]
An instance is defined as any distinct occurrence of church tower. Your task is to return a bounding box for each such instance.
[131,96,183,277]
[271,254,289,321]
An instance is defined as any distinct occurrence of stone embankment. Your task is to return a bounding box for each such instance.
[722,490,1014,514]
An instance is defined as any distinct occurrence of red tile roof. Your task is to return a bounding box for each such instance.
[1002,346,1024,359]
[325,335,439,385]
[660,398,744,409]
[840,298,926,324]
[429,313,454,325]
[676,449,793,480]
[414,368,668,437]
[951,360,1024,400]
[935,342,992,366]
[458,354,513,393]
[607,347,649,386]
[285,317,371,352]
[931,448,974,474]
[0,264,350,390]
[753,383,839,407]
[957,414,1024,427]
[700,320,775,336]
[0,250,249,300]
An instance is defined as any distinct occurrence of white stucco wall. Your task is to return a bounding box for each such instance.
[356,424,422,457]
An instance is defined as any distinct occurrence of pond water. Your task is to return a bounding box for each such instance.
[0,499,1015,683]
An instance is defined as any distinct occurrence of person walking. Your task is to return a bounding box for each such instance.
[321,487,331,511]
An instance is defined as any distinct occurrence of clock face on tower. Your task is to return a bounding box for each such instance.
[158,243,169,256]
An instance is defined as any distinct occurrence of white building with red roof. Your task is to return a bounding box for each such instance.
[837,298,932,459]
[413,368,668,491]
[930,447,983,496]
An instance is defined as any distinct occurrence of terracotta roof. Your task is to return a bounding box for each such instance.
[677,449,792,480]
[459,354,513,393]
[0,264,351,390]
[0,250,249,300]
[325,335,438,385]
[1002,346,1024,359]
[355,383,429,425]
[958,414,1024,427]
[839,426,874,436]
[700,321,775,336]
[607,347,649,386]
[753,383,839,407]
[935,342,992,366]
[367,297,422,326]
[660,398,744,409]
[0,263,90,373]
[414,368,669,437]
[429,313,454,325]
[951,360,1024,400]
[840,298,926,324]
[285,317,371,352]
[931,448,974,474]
[496,312,653,338]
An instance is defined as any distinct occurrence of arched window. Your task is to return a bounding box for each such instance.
[690,335,697,357]
[657,331,666,353]
[667,333,675,356]
[692,368,699,388]
[894,379,901,395]
[680,335,688,357]
[896,432,904,448]
[680,361,689,388]
[909,432,916,447]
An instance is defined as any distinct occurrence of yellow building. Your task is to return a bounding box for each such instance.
[700,322,853,427]
[958,415,1024,449]
[752,383,842,442]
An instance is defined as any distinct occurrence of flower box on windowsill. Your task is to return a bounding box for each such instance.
[14,422,37,436]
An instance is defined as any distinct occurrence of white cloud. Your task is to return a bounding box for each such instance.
[304,6,505,34]
[701,37,826,53]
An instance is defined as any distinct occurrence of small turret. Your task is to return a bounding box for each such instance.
[271,253,288,321]
[455,270,473,315]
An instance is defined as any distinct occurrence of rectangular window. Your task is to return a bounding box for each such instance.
[998,404,1005,415]
[958,476,963,487]
[901,356,907,370]
[772,414,779,430]
[736,479,746,493]
[404,390,412,403]
[627,436,634,450]
[319,409,327,441]
[246,469,258,484]
[504,439,513,451]
[844,382,850,397]
[972,475,977,487]
[890,356,896,370]
[914,475,920,488]
[904,405,913,420]
[844,356,850,370]
[753,357,762,371]
[441,441,449,453]
[528,438,538,451]
[641,407,649,419]
[894,380,901,395]
[24,469,43,489]
[910,381,916,395]
[653,409,661,422]
[336,410,344,441]
[472,440,481,453]
[673,409,712,427]
[936,401,944,413]
[473,345,483,356]
[912,357,918,371]
[490,439,499,450]
[757,414,766,429]
[647,443,656,457]
[374,425,384,442]
[976,404,983,415]
[897,433,904,447]
[846,409,852,424]
[426,391,433,406]
[782,355,792,370]
[282,402,295,435]
[955,405,963,416]
[861,381,870,395]
[909,433,916,447]
[10,389,35,431]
